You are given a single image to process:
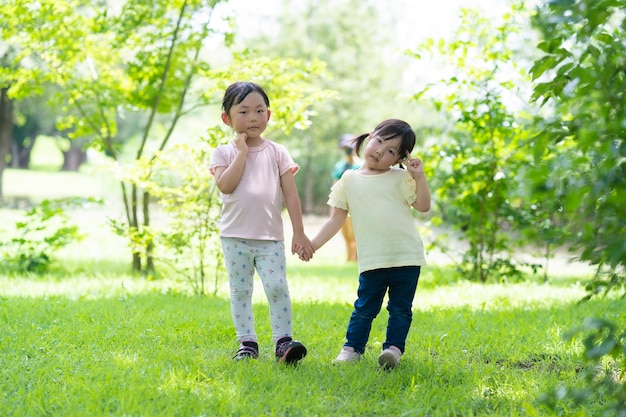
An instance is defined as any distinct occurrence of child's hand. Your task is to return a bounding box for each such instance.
[405,152,425,178]
[295,245,314,262]
[292,232,314,262]
[234,132,248,153]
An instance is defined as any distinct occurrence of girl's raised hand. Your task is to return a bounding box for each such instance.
[404,152,425,178]
[234,132,248,153]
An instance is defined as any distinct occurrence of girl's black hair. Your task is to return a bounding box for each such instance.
[352,119,416,167]
[222,81,270,115]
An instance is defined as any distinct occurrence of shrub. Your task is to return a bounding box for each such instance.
[1,197,98,273]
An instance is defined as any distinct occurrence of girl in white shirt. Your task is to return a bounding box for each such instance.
[301,119,431,369]
[210,82,313,364]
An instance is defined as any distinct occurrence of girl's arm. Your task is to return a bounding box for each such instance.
[405,153,431,212]
[213,133,248,194]
[280,170,314,260]
[310,207,348,251]
[411,173,431,212]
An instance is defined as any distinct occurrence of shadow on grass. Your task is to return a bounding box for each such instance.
[417,264,592,290]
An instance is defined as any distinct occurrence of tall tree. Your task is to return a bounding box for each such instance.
[10,91,59,169]
[529,2,626,412]
[2,0,327,273]
[408,5,543,282]
[0,86,12,202]
[530,0,626,281]
[0,46,17,202]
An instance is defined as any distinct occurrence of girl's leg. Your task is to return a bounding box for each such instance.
[384,266,421,353]
[252,240,293,344]
[344,269,388,354]
[221,237,258,343]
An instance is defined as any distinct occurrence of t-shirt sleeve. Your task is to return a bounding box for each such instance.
[327,178,349,210]
[209,146,228,176]
[275,143,299,176]
[401,172,417,205]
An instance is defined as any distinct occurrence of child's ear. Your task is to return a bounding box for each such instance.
[221,112,232,126]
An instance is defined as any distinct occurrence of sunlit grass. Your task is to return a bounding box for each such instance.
[1,279,622,416]
[1,241,623,416]
[3,167,116,204]
[1,169,623,416]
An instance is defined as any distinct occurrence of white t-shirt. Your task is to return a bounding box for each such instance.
[328,168,427,273]
[209,140,299,241]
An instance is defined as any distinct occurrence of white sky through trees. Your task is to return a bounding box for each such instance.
[219,0,510,45]
[214,0,512,88]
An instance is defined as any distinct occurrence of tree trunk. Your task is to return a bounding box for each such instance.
[143,190,155,274]
[10,114,40,169]
[303,134,314,214]
[0,87,14,203]
[131,183,142,271]
[62,139,88,171]
[10,137,36,169]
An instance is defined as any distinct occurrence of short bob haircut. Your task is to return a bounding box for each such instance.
[222,81,270,115]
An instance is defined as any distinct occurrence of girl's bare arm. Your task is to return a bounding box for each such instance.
[281,170,314,260]
[310,207,348,251]
[213,133,248,194]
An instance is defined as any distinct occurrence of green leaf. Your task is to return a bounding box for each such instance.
[595,32,614,45]
[529,56,557,80]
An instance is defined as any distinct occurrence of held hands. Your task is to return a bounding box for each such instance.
[292,232,315,262]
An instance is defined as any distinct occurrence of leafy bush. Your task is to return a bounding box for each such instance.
[529,0,626,412]
[121,137,224,295]
[530,0,626,278]
[410,6,540,282]
[1,197,97,273]
[537,318,626,416]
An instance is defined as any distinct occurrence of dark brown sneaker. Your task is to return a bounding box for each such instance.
[233,341,259,360]
[275,337,307,364]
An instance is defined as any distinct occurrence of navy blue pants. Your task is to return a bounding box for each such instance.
[344,266,421,355]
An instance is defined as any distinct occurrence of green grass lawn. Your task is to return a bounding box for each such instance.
[1,265,623,417]
[1,168,624,416]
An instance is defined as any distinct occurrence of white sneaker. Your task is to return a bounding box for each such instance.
[332,347,361,364]
[378,346,401,369]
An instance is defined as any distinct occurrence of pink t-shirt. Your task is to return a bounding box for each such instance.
[209,140,299,241]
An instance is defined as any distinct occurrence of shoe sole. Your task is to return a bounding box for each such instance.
[332,357,361,364]
[332,353,361,364]
[234,354,258,361]
[378,351,399,370]
[279,344,307,364]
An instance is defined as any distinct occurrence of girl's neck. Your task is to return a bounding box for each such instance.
[359,165,390,175]
[246,136,265,147]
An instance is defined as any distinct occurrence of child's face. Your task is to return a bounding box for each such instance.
[222,92,271,140]
[362,135,402,171]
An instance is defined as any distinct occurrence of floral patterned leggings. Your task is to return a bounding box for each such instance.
[220,237,293,344]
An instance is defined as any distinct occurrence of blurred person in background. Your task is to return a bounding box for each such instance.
[330,134,361,262]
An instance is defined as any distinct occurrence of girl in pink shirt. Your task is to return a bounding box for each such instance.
[209,82,313,364]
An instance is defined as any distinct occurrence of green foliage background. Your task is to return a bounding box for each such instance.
[1,0,625,414]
